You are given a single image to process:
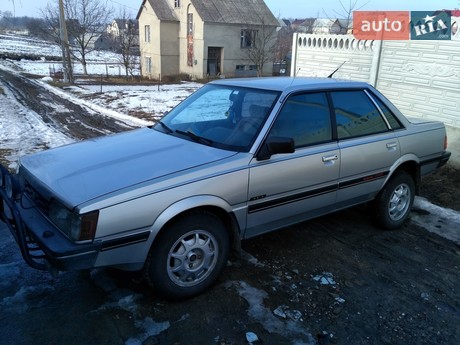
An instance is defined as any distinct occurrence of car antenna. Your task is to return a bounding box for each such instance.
[289,68,301,87]
[327,61,346,78]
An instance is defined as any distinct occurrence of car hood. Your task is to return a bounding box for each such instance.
[20,128,236,208]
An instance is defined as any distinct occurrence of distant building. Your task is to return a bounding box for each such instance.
[312,18,349,34]
[107,19,139,38]
[137,0,279,79]
[290,18,315,33]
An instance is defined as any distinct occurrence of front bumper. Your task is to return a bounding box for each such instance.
[0,166,101,271]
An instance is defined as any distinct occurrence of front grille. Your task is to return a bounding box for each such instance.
[24,180,51,214]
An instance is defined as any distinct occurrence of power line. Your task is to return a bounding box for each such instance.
[106,0,141,14]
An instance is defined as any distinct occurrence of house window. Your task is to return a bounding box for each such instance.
[241,29,257,48]
[235,65,257,71]
[144,25,151,43]
[188,13,193,35]
[145,57,152,74]
[174,0,180,8]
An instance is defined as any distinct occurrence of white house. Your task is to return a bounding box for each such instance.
[136,0,279,79]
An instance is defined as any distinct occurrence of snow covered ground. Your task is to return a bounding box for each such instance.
[0,33,138,76]
[0,73,73,167]
[70,82,202,121]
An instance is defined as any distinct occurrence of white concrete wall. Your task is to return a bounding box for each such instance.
[291,33,460,166]
[291,34,375,81]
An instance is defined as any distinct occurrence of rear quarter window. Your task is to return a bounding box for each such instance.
[372,95,404,130]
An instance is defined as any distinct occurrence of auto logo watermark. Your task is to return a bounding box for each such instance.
[353,10,452,40]
[411,11,451,40]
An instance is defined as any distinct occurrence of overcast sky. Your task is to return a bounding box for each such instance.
[3,0,459,19]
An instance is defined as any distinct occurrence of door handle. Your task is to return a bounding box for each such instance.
[386,142,398,151]
[322,155,338,163]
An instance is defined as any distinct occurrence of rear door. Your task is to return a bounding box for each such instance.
[331,90,401,205]
[245,92,340,238]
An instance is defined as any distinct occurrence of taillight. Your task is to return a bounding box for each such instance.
[444,135,448,150]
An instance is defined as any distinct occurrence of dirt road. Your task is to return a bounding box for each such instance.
[0,68,132,140]
[0,69,459,345]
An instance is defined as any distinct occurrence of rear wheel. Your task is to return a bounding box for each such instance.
[372,171,415,229]
[144,211,229,300]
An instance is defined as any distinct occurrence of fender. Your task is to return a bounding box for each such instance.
[385,153,420,185]
[146,194,245,248]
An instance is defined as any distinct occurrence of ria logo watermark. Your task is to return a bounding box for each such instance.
[353,11,452,40]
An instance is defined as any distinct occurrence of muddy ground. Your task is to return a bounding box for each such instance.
[0,69,459,345]
[420,164,460,212]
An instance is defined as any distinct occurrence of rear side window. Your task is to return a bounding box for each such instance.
[331,90,389,139]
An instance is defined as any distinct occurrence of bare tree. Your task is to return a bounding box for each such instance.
[42,0,113,75]
[241,17,277,77]
[109,9,139,78]
[23,18,48,39]
[323,0,370,33]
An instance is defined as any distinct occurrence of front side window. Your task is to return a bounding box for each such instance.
[158,85,280,151]
[269,92,332,148]
[331,90,389,139]
[241,29,257,48]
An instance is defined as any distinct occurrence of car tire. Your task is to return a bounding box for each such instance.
[144,210,230,300]
[372,171,415,230]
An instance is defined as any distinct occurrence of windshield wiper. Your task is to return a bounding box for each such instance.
[175,129,214,146]
[156,121,173,133]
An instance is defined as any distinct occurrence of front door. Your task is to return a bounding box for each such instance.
[246,92,340,237]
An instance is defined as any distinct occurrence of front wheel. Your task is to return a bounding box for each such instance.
[372,171,415,229]
[144,211,229,300]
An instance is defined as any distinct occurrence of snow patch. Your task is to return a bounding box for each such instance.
[312,272,336,285]
[125,318,170,345]
[78,82,202,120]
[38,80,152,128]
[95,293,142,315]
[229,281,315,345]
[241,250,265,267]
[1,284,55,313]
[0,78,73,168]
[93,291,170,344]
[412,197,460,245]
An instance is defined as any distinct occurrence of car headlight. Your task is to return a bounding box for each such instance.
[49,201,99,242]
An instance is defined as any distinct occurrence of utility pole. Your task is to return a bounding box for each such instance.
[58,0,73,83]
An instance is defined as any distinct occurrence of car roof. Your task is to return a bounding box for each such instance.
[210,77,371,92]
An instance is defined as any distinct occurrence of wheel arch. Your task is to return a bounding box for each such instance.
[388,155,421,193]
[150,196,242,257]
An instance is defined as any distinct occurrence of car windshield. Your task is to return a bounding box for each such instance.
[156,84,281,152]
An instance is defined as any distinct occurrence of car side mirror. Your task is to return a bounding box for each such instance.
[256,136,295,161]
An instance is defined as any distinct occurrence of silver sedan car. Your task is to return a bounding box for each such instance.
[0,77,451,299]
